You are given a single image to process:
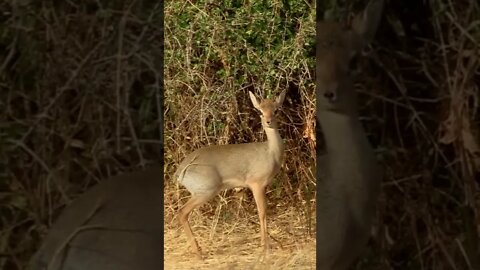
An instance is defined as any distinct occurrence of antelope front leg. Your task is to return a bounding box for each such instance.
[249,183,269,253]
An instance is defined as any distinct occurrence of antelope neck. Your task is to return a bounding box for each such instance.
[318,109,372,163]
[264,125,284,163]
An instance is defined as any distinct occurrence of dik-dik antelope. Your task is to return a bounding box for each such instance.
[316,0,384,269]
[176,90,287,258]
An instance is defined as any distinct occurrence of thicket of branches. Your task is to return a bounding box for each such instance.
[1,1,163,269]
[163,0,316,229]
[327,0,479,269]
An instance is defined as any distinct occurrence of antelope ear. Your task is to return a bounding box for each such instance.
[275,90,287,107]
[249,91,261,110]
[351,0,384,49]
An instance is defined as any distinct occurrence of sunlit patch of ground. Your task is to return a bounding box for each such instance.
[164,203,316,270]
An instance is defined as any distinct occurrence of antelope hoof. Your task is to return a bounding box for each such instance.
[191,247,204,260]
[263,242,271,255]
[195,252,204,260]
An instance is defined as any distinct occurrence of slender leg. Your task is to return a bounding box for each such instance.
[178,194,212,258]
[249,183,269,253]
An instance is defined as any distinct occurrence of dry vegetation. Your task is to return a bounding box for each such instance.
[163,0,316,269]
[0,1,163,269]
[336,0,480,269]
[0,0,478,270]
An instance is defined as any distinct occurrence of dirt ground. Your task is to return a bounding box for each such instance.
[163,193,316,270]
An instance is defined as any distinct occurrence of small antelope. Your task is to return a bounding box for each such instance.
[175,90,286,258]
[316,0,384,269]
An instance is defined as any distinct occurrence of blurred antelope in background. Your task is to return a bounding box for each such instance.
[316,0,384,269]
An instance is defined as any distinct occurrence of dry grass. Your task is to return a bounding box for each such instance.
[0,1,163,269]
[164,205,315,269]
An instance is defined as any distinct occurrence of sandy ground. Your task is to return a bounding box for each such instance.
[164,200,316,270]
